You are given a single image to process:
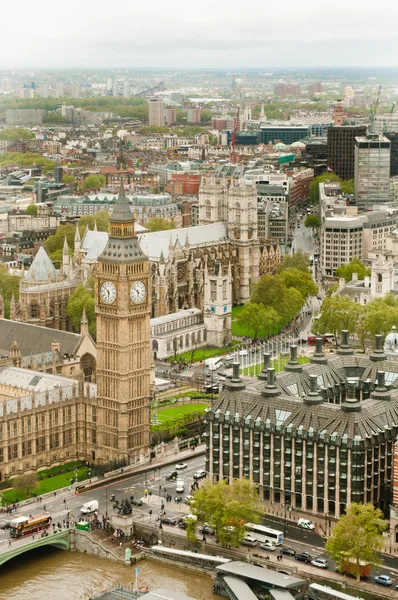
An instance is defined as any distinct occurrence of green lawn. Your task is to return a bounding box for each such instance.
[232,306,283,339]
[242,356,310,377]
[1,466,90,505]
[154,403,209,423]
[167,341,239,364]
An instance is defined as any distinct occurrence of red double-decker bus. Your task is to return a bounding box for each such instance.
[9,513,52,538]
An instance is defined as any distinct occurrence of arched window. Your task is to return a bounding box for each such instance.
[378,273,382,283]
[203,329,207,342]
[205,200,211,220]
[185,334,190,346]
[235,202,241,225]
[179,336,184,349]
[197,330,202,344]
[191,332,196,345]
[30,301,39,319]
[80,353,96,382]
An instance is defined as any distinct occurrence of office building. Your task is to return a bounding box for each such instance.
[327,125,366,180]
[354,135,391,208]
[187,108,201,124]
[148,97,165,127]
[384,132,398,177]
[205,337,398,542]
[258,124,308,145]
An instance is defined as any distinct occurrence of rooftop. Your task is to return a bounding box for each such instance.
[216,562,305,588]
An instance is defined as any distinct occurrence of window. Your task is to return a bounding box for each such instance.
[223,280,227,300]
[8,444,18,460]
[205,200,211,220]
[22,440,32,457]
[210,280,217,301]
[36,436,46,453]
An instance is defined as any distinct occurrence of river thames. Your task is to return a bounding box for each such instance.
[0,548,215,600]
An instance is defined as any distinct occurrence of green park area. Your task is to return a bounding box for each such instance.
[167,341,239,364]
[1,462,90,505]
[242,355,310,377]
[154,403,209,423]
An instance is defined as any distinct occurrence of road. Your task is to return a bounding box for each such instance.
[1,455,397,589]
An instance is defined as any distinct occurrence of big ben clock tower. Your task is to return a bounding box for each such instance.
[95,183,151,463]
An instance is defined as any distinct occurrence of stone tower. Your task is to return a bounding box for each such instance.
[370,252,394,298]
[198,175,228,225]
[204,260,232,346]
[95,182,151,464]
[227,180,259,303]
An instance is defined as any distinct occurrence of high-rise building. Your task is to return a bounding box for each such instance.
[327,125,367,180]
[38,83,49,98]
[187,107,201,124]
[107,78,113,92]
[95,184,151,463]
[164,107,176,125]
[274,83,301,97]
[69,83,80,98]
[308,81,323,96]
[354,134,391,207]
[333,100,345,126]
[148,97,165,127]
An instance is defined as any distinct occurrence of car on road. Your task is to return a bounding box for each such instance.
[160,516,177,526]
[131,498,143,506]
[176,463,187,470]
[199,523,215,535]
[311,558,329,569]
[242,534,258,547]
[0,521,11,530]
[373,575,393,586]
[295,552,313,564]
[259,541,276,552]
[298,518,315,530]
[280,547,296,557]
[193,469,206,480]
[165,470,178,480]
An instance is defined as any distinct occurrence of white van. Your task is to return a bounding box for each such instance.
[81,500,99,514]
[204,357,223,371]
[176,480,184,493]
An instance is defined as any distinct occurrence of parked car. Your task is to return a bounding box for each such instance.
[176,463,188,470]
[298,518,315,530]
[295,552,313,564]
[165,470,178,480]
[242,534,258,547]
[0,521,11,530]
[259,541,276,552]
[199,523,215,535]
[193,469,206,480]
[373,575,393,586]
[280,547,296,557]
[311,558,328,569]
[160,516,177,526]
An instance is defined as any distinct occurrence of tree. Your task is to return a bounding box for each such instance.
[0,264,20,318]
[336,258,370,282]
[25,204,37,217]
[313,295,360,344]
[63,174,75,184]
[13,473,38,497]
[146,217,176,232]
[237,303,279,339]
[309,172,342,205]
[326,503,387,581]
[251,274,306,327]
[281,249,309,273]
[277,268,318,300]
[191,479,261,547]
[66,285,96,337]
[185,519,198,543]
[83,174,106,191]
[44,223,75,257]
[79,210,109,232]
[200,109,212,123]
[341,179,354,195]
[304,214,320,229]
[0,128,34,140]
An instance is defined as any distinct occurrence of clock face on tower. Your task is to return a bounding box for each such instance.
[130,281,146,304]
[100,281,117,304]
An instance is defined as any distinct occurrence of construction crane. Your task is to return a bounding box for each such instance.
[231,106,240,164]
[369,85,382,134]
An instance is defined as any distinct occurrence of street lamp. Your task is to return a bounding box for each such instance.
[105,487,108,517]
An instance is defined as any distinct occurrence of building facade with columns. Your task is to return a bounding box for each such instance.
[206,334,398,548]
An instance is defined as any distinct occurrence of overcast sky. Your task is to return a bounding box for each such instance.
[2,0,398,69]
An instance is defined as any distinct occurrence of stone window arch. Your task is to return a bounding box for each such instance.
[30,301,39,319]
[80,353,96,382]
[185,334,190,347]
[191,332,196,345]
[197,330,202,344]
[235,202,241,225]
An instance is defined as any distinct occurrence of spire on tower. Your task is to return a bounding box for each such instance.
[260,103,265,118]
[63,236,69,255]
[74,222,81,243]
[110,180,133,223]
[94,220,98,232]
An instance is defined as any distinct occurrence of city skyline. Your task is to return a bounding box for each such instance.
[2,0,398,69]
